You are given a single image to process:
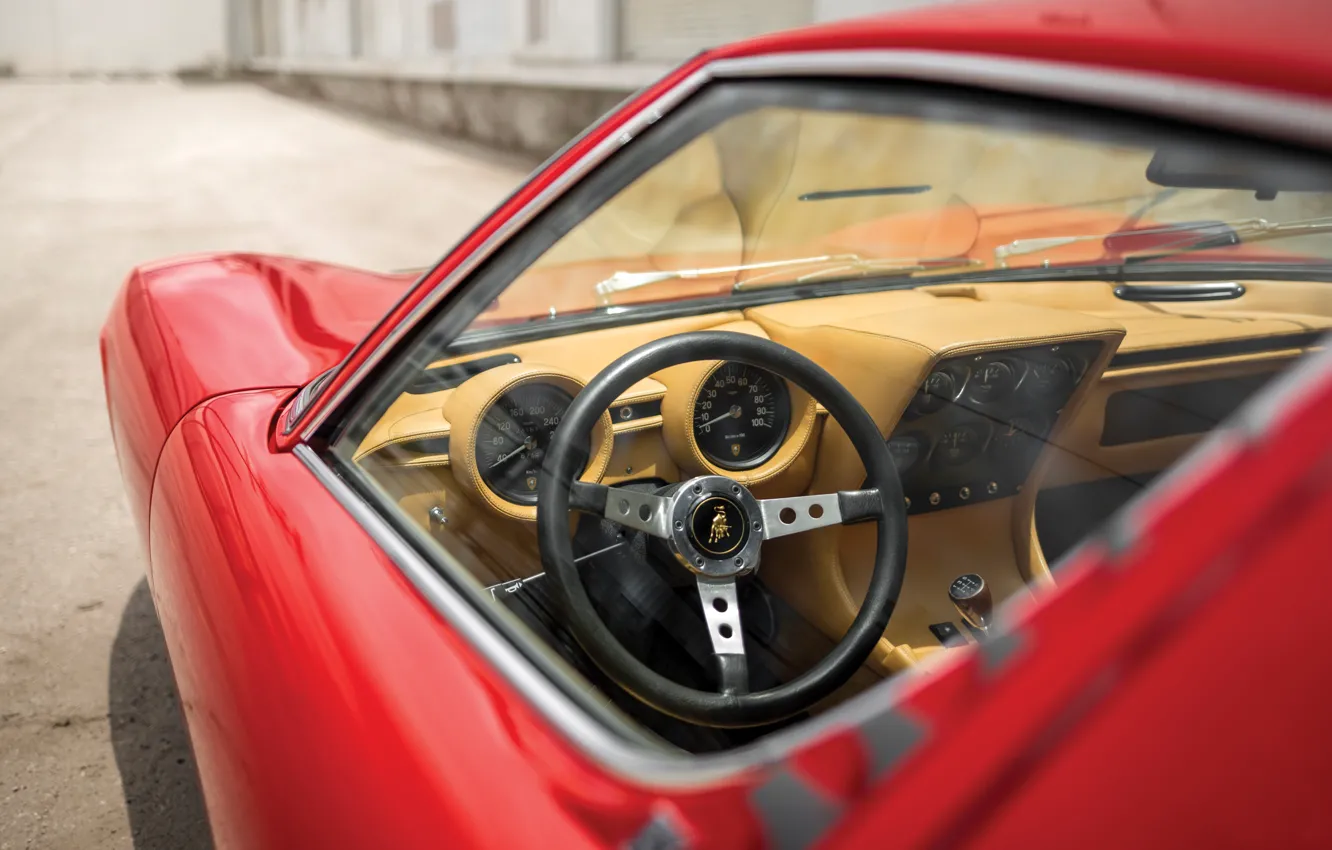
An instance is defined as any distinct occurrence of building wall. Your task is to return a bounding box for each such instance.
[0,0,228,75]
[0,0,956,76]
[235,0,960,159]
[619,0,811,62]
[241,0,959,65]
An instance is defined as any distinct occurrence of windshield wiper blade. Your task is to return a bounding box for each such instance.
[594,254,851,306]
[994,220,1250,268]
[1123,215,1332,264]
[775,255,982,285]
[592,254,980,306]
[994,216,1332,269]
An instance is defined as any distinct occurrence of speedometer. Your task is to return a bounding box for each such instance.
[476,383,574,504]
[693,362,791,470]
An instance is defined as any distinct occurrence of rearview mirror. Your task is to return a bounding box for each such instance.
[1147,145,1332,199]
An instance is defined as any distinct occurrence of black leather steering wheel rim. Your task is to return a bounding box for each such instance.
[537,331,908,728]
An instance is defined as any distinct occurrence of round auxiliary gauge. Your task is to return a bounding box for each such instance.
[911,368,962,416]
[476,383,576,504]
[886,432,927,474]
[990,416,1049,457]
[935,422,987,467]
[1024,358,1074,397]
[968,360,1018,403]
[692,362,791,470]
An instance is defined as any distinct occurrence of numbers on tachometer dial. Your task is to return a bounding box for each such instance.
[693,362,792,470]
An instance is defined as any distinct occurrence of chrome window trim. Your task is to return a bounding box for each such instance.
[709,50,1332,148]
[298,67,711,441]
[298,48,1332,442]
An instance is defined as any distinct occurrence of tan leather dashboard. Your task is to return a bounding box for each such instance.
[356,278,1326,672]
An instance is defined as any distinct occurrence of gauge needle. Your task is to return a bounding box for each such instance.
[489,436,536,468]
[696,405,743,430]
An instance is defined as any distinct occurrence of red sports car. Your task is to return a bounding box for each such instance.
[101,0,1332,846]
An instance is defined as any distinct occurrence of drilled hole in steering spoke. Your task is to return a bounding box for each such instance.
[779,507,797,524]
[617,498,630,516]
[638,504,652,522]
[719,624,734,639]
[809,503,824,519]
[712,598,728,612]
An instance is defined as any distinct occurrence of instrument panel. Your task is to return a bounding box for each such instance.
[376,320,1106,521]
[886,341,1104,514]
[437,342,1102,515]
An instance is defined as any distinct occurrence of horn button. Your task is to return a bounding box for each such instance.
[689,497,748,557]
[666,476,765,578]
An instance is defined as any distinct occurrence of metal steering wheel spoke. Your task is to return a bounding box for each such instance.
[757,488,883,540]
[588,484,674,539]
[696,577,749,695]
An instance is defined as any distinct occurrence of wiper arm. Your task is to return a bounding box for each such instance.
[994,216,1332,269]
[994,220,1255,268]
[593,253,980,306]
[1122,215,1332,264]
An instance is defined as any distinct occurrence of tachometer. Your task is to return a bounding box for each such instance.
[693,362,791,470]
[476,383,575,504]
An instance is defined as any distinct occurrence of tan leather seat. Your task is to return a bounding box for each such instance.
[721,108,1160,278]
[482,135,744,323]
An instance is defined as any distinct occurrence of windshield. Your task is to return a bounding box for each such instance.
[468,100,1332,332]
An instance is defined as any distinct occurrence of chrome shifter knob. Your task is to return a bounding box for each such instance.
[948,573,992,632]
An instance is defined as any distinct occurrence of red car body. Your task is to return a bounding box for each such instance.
[100,1,1332,847]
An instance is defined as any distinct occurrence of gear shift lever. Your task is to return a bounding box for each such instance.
[948,573,992,635]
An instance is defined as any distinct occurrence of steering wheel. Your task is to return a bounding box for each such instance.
[537,332,908,728]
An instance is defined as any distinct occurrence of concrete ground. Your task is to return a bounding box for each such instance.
[0,80,527,849]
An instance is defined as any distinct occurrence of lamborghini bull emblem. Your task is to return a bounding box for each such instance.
[689,496,748,558]
[730,442,742,457]
[709,505,732,544]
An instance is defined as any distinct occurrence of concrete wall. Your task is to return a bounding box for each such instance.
[267,69,630,156]
[238,0,961,159]
[0,0,228,75]
[241,0,961,65]
[814,0,951,19]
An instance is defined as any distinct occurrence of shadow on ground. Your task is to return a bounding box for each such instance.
[109,579,215,849]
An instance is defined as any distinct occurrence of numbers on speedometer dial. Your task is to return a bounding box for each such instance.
[476,383,576,504]
[693,362,791,470]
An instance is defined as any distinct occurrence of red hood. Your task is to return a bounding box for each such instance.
[124,252,414,393]
[100,252,414,541]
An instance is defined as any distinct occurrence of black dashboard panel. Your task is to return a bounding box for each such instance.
[885,341,1104,515]
[1100,372,1274,446]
